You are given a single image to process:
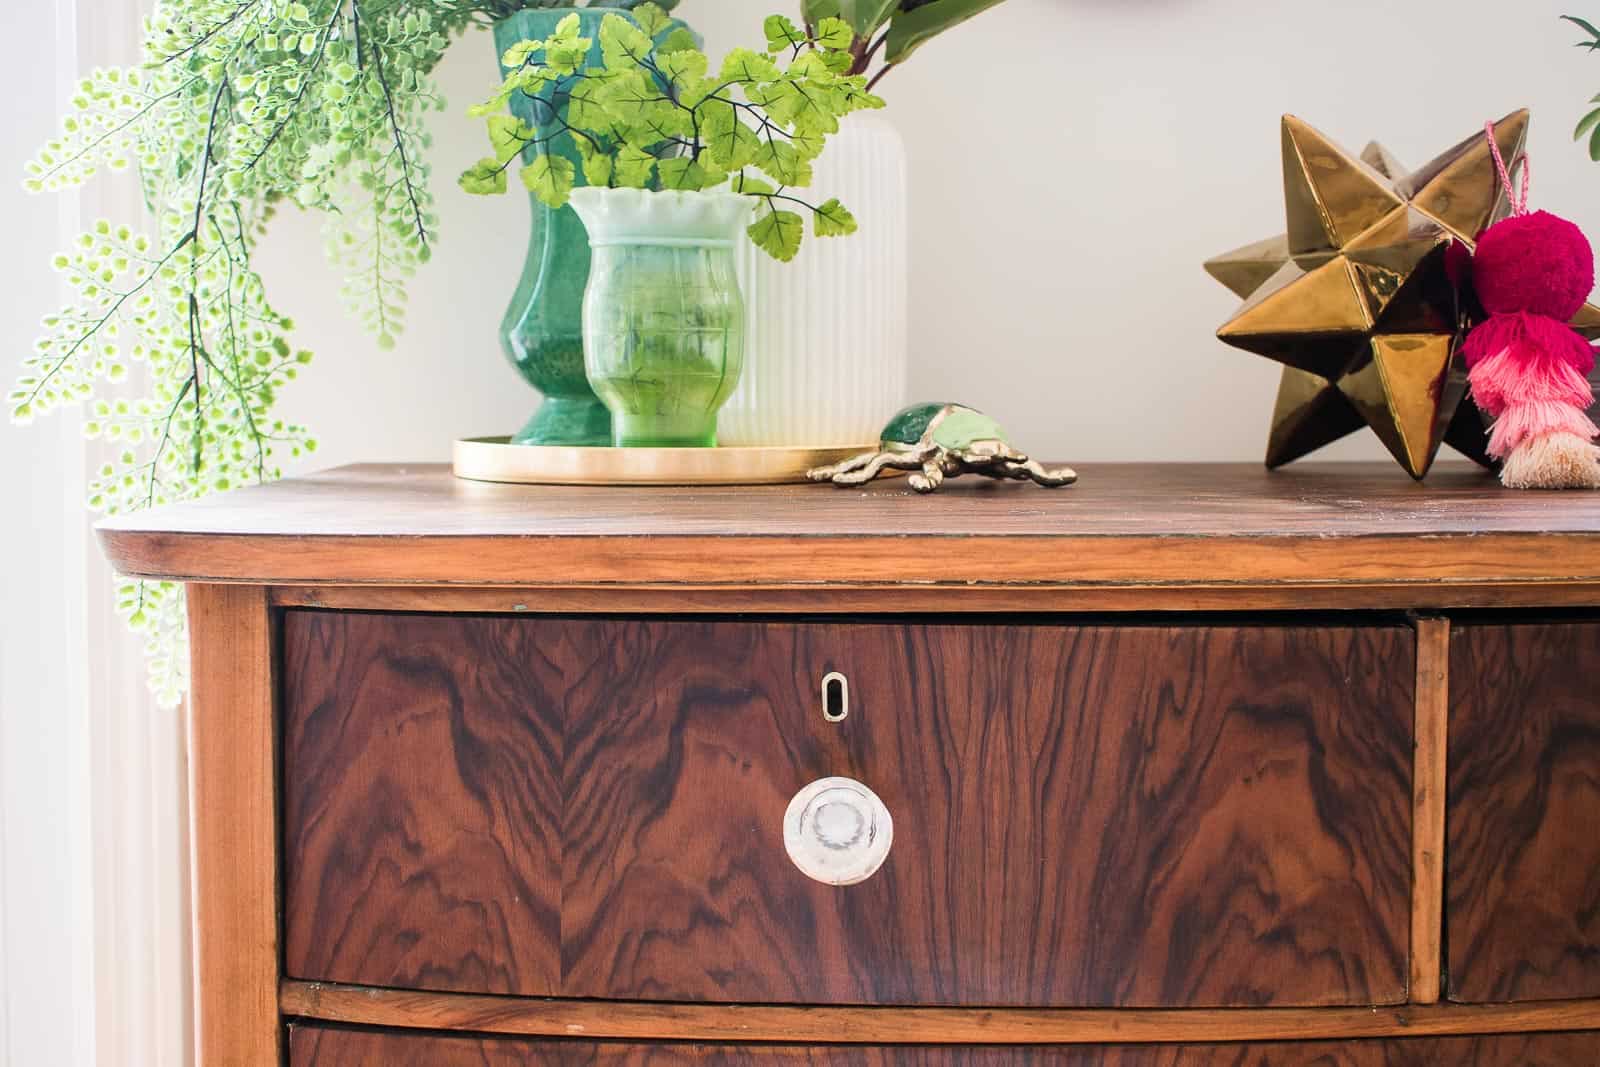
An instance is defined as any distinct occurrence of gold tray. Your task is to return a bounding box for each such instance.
[452,436,871,486]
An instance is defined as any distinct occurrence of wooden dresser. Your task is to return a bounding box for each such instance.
[98,463,1600,1066]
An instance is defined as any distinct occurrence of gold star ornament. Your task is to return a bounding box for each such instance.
[1206,111,1534,478]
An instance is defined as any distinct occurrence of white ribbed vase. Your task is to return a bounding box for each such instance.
[721,113,909,447]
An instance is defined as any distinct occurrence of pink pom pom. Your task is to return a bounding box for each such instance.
[1473,211,1595,319]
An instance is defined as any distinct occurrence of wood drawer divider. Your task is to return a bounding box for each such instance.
[1411,617,1449,1004]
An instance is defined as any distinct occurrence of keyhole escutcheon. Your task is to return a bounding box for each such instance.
[822,671,849,723]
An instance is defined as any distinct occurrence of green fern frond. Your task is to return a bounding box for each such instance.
[15,0,485,702]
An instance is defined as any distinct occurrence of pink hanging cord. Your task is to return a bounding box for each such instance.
[1485,120,1530,216]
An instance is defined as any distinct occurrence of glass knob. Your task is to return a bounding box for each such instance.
[783,776,893,886]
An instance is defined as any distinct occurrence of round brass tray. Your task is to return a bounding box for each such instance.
[452,436,871,486]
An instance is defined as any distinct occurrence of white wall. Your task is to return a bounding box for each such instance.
[259,0,1600,468]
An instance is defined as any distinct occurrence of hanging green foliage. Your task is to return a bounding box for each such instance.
[11,0,613,702]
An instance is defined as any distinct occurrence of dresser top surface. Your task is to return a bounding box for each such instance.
[94,462,1600,590]
[98,461,1600,537]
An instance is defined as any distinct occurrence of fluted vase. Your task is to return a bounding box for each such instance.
[721,113,909,446]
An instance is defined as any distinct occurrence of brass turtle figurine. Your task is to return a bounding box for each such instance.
[808,403,1077,493]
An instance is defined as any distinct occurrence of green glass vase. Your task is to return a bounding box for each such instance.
[569,189,754,448]
[492,8,695,446]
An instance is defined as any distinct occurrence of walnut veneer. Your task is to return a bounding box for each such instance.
[97,463,1600,1065]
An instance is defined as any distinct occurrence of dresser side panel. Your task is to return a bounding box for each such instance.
[187,583,279,1066]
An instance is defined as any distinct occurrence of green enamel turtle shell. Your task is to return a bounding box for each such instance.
[808,402,1076,492]
[881,402,1009,452]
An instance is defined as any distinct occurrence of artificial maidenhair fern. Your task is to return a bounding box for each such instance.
[461,6,883,262]
[10,0,645,702]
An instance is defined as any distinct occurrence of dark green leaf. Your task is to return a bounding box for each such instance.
[885,0,1008,63]
[1563,14,1600,41]
[846,0,900,38]
[1576,107,1600,142]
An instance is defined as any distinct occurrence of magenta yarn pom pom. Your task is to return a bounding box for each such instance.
[1473,210,1595,320]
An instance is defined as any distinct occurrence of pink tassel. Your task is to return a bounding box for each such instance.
[1469,343,1593,419]
[1467,323,1598,470]
[1468,330,1600,479]
[1463,312,1596,377]
[1486,400,1599,457]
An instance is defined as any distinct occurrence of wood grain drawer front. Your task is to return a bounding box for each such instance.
[282,610,564,996]
[1448,622,1600,1003]
[282,614,1413,1006]
[286,1027,1600,1066]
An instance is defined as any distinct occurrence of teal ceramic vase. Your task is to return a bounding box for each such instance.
[492,7,695,446]
[569,188,754,448]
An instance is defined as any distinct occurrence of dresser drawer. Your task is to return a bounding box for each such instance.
[1448,621,1600,1002]
[283,613,1413,1006]
[286,1025,1600,1066]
